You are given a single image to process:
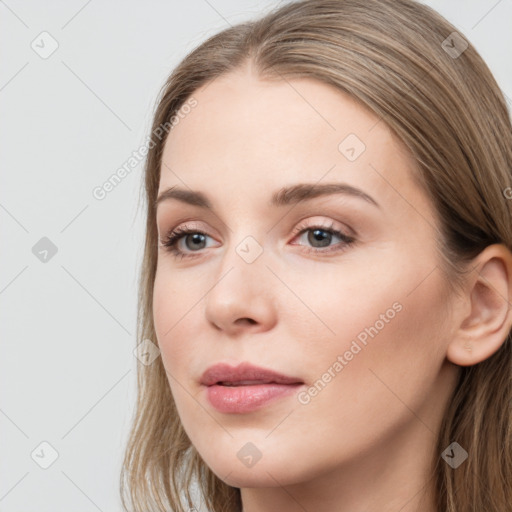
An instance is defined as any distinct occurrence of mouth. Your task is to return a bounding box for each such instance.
[200,362,304,413]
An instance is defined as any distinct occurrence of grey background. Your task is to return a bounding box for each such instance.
[1,1,511,511]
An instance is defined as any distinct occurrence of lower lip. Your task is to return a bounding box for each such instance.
[205,383,303,413]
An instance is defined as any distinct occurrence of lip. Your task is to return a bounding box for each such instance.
[200,362,304,414]
[200,362,303,386]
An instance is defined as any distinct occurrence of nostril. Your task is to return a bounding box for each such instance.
[237,318,257,325]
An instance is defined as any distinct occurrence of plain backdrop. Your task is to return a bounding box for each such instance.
[1,1,511,511]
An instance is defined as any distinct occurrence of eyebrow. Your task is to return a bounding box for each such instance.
[155,182,380,210]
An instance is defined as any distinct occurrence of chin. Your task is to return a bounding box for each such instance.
[211,464,296,488]
[199,450,310,489]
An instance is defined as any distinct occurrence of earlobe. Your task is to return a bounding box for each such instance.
[447,244,512,367]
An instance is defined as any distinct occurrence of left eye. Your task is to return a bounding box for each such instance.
[292,226,354,251]
[160,227,212,258]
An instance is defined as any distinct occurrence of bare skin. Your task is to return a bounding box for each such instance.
[152,61,512,512]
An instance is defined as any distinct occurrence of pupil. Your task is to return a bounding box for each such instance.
[310,229,330,248]
[187,233,205,250]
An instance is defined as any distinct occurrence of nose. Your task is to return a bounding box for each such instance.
[203,246,277,336]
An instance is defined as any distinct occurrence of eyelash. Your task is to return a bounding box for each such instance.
[159,220,356,261]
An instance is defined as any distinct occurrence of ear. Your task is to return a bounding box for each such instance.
[447,243,512,367]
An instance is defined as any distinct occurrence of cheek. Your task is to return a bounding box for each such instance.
[276,254,404,354]
[289,250,451,404]
[152,270,200,373]
[296,262,451,418]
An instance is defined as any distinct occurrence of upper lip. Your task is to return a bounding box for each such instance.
[200,362,304,386]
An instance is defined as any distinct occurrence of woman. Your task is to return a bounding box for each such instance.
[121,1,512,510]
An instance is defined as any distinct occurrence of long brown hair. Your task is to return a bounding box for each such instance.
[120,1,512,510]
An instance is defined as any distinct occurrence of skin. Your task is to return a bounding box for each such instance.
[152,61,512,512]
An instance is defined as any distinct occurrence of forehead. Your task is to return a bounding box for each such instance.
[158,67,428,220]
[163,68,388,166]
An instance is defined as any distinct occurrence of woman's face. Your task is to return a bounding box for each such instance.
[153,66,460,489]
